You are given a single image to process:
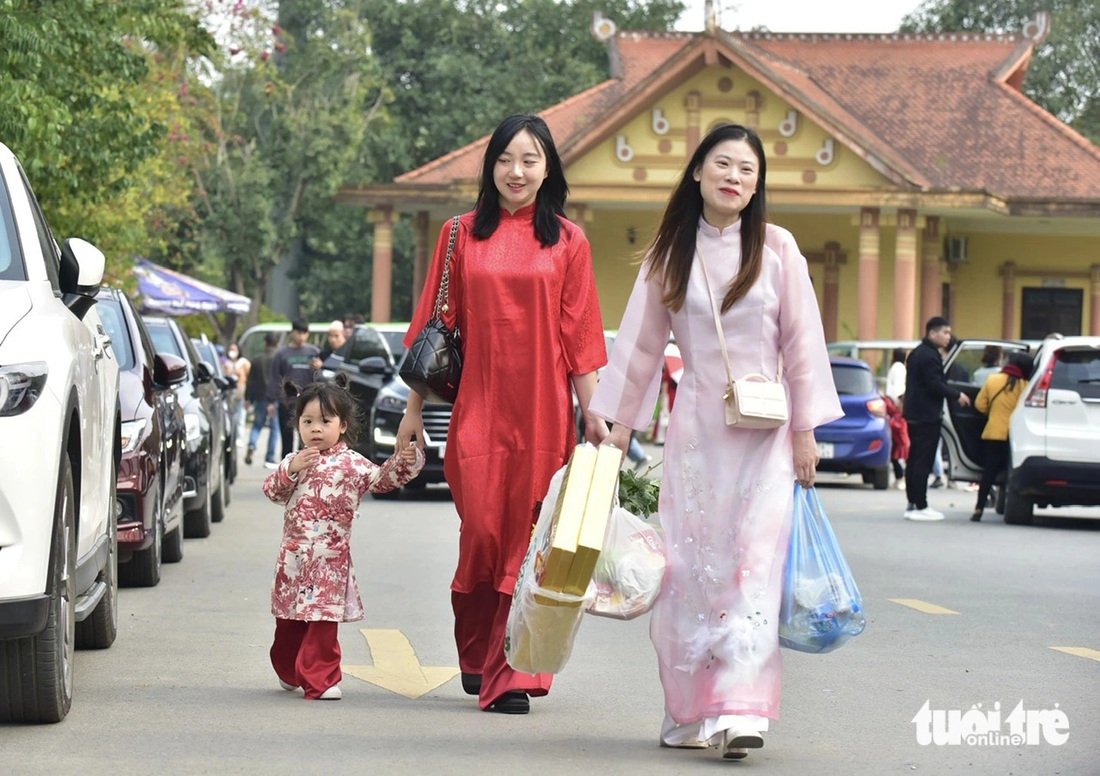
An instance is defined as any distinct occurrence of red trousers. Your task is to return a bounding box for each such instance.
[453,583,552,709]
[270,618,341,699]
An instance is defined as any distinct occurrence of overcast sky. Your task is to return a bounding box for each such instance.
[674,0,928,33]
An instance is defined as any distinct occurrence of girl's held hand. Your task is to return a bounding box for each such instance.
[288,447,320,474]
[397,442,419,463]
[792,429,819,489]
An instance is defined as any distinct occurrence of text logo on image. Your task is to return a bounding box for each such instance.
[912,700,1069,746]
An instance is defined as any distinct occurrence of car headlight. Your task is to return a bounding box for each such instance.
[0,363,48,417]
[120,418,148,454]
[376,393,407,411]
[184,412,201,443]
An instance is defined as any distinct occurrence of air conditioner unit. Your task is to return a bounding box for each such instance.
[945,236,969,264]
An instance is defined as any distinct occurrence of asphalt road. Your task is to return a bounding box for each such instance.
[2,448,1098,775]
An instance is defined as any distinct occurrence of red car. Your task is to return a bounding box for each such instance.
[96,288,188,586]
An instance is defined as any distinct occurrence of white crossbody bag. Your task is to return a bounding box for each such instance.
[698,247,789,429]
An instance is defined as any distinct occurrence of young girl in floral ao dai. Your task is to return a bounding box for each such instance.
[263,375,423,700]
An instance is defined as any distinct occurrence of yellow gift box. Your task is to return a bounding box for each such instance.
[562,444,621,596]
[533,444,597,595]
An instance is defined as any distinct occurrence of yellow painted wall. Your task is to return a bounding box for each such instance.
[567,67,893,191]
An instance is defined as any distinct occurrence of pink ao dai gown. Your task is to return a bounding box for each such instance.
[590,218,842,742]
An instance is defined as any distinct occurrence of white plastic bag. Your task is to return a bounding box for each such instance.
[585,506,666,620]
[504,466,590,674]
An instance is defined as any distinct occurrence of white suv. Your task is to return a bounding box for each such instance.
[1003,336,1100,524]
[0,142,121,722]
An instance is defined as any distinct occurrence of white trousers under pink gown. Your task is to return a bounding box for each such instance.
[590,219,842,741]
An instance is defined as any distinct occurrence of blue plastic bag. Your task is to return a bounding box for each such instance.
[778,484,865,653]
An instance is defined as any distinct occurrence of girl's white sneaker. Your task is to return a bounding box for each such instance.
[319,685,342,700]
[278,679,297,691]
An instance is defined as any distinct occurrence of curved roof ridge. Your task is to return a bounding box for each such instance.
[395,79,618,183]
[737,30,1024,44]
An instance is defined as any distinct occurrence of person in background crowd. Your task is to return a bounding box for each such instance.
[267,319,321,461]
[396,114,607,716]
[902,317,970,521]
[592,123,841,760]
[971,351,1033,521]
[884,347,909,488]
[224,343,250,443]
[312,320,348,371]
[245,332,280,467]
[343,313,364,340]
[972,344,1004,386]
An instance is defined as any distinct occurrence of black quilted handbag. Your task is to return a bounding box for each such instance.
[399,217,463,404]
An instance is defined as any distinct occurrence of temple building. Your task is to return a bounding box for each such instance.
[338,13,1100,341]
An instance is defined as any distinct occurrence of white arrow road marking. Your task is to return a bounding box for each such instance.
[342,628,459,699]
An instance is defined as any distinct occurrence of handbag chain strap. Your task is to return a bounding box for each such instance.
[433,216,461,317]
[696,244,782,400]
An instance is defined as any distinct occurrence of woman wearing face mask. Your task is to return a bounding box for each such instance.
[591,124,841,760]
[396,114,608,715]
[224,343,250,443]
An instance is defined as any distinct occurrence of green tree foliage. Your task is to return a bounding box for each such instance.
[901,0,1100,142]
[362,0,686,174]
[0,0,213,248]
[182,0,389,340]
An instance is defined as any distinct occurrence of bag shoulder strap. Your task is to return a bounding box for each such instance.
[697,246,737,395]
[432,216,461,318]
[696,244,783,392]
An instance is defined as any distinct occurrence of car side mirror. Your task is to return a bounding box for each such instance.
[59,238,107,317]
[359,356,394,377]
[153,353,188,387]
[195,360,215,384]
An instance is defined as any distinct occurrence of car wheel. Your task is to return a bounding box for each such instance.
[871,466,890,490]
[184,480,213,538]
[119,480,162,588]
[404,478,428,492]
[76,472,119,650]
[0,456,77,723]
[211,479,227,523]
[860,470,874,484]
[162,524,184,563]
[372,489,402,500]
[994,483,1006,515]
[1003,484,1034,526]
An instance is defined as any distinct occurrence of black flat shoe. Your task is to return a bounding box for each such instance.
[460,672,482,696]
[485,691,529,714]
[970,509,983,522]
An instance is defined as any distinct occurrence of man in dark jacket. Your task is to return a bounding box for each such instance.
[903,317,971,521]
[266,319,321,460]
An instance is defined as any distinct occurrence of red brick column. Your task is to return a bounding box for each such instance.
[919,216,942,328]
[893,208,918,339]
[858,207,880,340]
[370,205,394,323]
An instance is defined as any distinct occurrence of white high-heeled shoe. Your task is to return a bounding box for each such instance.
[722,726,763,759]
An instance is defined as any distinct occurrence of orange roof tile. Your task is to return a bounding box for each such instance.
[391,30,1100,204]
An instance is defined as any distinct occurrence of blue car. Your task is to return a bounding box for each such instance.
[815,357,892,489]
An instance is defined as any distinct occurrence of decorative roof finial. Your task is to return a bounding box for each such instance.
[704,0,718,33]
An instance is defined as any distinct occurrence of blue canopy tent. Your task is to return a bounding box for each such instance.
[134,258,251,316]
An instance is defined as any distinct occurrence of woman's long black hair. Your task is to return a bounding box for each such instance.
[472,114,568,248]
[645,123,768,313]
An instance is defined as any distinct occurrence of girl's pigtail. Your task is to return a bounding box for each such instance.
[332,371,351,391]
[282,379,300,406]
